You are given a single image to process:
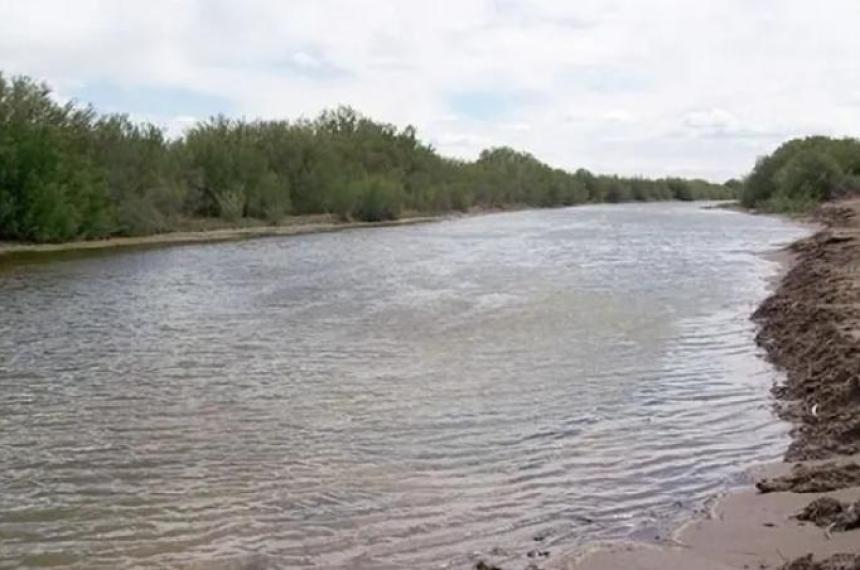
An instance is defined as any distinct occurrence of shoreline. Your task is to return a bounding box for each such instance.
[0,214,445,261]
[0,201,735,263]
[565,200,860,570]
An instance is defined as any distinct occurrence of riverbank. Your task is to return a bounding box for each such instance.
[564,200,860,570]
[0,202,742,262]
[0,213,443,260]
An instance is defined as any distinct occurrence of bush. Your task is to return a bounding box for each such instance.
[354,176,403,222]
[216,190,245,222]
[759,193,820,214]
[775,150,843,202]
[247,171,291,224]
[115,183,185,235]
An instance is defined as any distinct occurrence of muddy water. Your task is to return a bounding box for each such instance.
[0,204,809,569]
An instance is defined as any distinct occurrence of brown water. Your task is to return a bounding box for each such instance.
[0,203,809,569]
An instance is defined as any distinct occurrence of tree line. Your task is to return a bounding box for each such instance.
[0,72,735,243]
[739,136,860,212]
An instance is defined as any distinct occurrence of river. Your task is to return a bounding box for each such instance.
[0,203,810,569]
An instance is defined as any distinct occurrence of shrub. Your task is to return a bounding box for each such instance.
[775,150,844,202]
[354,176,403,222]
[247,171,291,224]
[216,190,245,222]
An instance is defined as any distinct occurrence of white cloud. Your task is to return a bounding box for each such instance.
[603,109,636,124]
[291,52,322,69]
[683,109,739,132]
[1,0,860,180]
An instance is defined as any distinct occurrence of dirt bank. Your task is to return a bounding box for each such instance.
[0,214,442,261]
[558,200,860,570]
[753,200,860,461]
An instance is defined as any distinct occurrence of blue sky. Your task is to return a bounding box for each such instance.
[1,0,859,180]
[448,90,540,122]
[74,83,235,118]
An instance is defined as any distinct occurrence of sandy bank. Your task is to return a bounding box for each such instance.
[561,200,860,570]
[0,214,443,260]
[568,457,860,570]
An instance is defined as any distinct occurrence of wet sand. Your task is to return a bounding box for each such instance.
[568,457,860,570]
[565,200,860,570]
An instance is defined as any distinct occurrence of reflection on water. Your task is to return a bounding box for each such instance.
[0,203,809,569]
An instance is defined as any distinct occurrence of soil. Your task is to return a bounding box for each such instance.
[756,462,860,493]
[780,553,860,570]
[795,497,860,530]
[752,200,860,461]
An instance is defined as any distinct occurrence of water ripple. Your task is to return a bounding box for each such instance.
[0,203,810,569]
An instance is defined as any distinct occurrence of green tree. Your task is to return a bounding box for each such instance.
[0,70,739,244]
[775,150,843,202]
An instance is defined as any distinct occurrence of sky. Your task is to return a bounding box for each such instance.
[1,0,859,181]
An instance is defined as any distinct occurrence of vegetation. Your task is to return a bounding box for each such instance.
[740,136,860,212]
[0,72,734,243]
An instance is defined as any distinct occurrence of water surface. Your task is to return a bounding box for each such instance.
[0,203,809,569]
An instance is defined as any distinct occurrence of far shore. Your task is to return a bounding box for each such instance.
[0,200,739,262]
[0,213,445,260]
